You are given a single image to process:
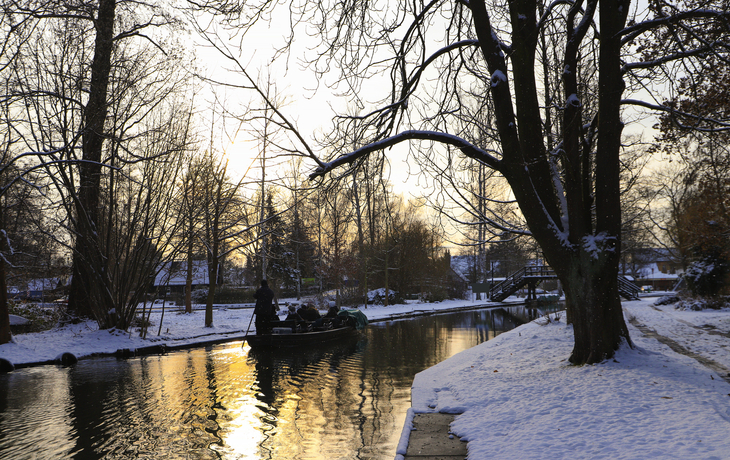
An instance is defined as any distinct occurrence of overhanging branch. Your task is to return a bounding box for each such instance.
[309,130,501,180]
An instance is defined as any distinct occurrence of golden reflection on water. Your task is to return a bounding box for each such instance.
[0,306,544,459]
[203,344,265,459]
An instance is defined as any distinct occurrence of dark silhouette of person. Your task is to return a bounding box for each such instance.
[325,305,340,318]
[297,304,321,321]
[285,304,304,322]
[254,279,278,334]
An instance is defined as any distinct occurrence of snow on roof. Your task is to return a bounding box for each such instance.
[637,263,680,280]
[155,260,209,286]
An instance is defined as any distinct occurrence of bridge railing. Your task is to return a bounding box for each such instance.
[618,276,641,300]
[523,265,555,278]
[488,265,556,301]
[488,267,527,300]
[488,265,638,302]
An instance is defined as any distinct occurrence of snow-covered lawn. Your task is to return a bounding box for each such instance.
[403,299,730,460]
[2,296,730,459]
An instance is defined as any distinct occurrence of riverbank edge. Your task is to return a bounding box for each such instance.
[2,300,526,371]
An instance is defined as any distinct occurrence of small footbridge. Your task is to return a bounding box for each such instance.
[488,266,640,302]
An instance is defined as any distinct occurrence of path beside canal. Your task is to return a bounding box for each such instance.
[397,299,730,460]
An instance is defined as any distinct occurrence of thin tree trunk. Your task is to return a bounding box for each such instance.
[185,244,193,313]
[205,258,217,327]
[0,257,9,344]
[0,203,11,344]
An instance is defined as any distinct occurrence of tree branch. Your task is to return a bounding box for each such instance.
[309,130,501,180]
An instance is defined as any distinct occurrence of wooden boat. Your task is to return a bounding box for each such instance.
[244,309,368,349]
[244,323,358,348]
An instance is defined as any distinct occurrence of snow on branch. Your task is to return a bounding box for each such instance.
[622,43,723,73]
[621,9,730,44]
[308,130,501,180]
[622,98,730,131]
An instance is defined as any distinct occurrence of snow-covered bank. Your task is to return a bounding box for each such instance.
[403,299,730,460]
[3,296,730,460]
[0,297,498,367]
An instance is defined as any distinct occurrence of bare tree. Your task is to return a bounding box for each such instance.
[4,3,192,331]
[197,0,730,364]
[174,155,207,314]
[194,152,251,327]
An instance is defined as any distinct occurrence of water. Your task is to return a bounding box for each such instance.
[0,305,556,459]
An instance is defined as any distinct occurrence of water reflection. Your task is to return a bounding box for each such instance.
[0,304,559,459]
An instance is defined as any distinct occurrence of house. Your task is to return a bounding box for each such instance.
[9,278,67,301]
[622,248,683,292]
[155,260,210,294]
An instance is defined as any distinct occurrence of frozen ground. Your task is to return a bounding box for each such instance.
[402,298,730,460]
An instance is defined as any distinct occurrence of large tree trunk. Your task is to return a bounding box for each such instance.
[67,0,116,322]
[489,0,631,365]
[558,250,630,364]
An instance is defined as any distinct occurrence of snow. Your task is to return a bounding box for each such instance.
[0,298,491,366]
[567,93,581,107]
[491,70,507,88]
[581,232,616,259]
[3,297,730,459]
[640,262,681,280]
[404,299,730,459]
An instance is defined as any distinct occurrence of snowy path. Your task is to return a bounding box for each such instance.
[405,300,730,460]
[624,300,730,381]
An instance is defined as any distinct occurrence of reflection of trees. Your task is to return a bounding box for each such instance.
[0,308,553,459]
[0,368,75,458]
[500,304,564,325]
[246,339,366,458]
[244,309,540,458]
[203,357,224,455]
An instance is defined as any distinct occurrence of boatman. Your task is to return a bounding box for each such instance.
[254,279,278,334]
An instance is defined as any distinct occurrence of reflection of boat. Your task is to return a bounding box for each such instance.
[245,324,359,348]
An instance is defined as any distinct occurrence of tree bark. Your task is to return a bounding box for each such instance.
[476,0,632,364]
[0,258,9,344]
[185,244,193,314]
[67,0,116,321]
[558,249,630,364]
[0,203,11,344]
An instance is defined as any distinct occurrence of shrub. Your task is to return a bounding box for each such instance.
[674,296,728,311]
[422,288,448,303]
[683,255,729,298]
[9,301,63,333]
[367,288,401,305]
[654,295,680,306]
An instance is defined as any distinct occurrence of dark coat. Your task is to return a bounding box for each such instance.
[254,285,276,319]
[297,306,321,321]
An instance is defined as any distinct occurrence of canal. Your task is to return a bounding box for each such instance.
[0,304,557,459]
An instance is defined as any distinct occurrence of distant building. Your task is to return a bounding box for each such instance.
[9,278,67,301]
[621,248,683,291]
[155,260,210,294]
